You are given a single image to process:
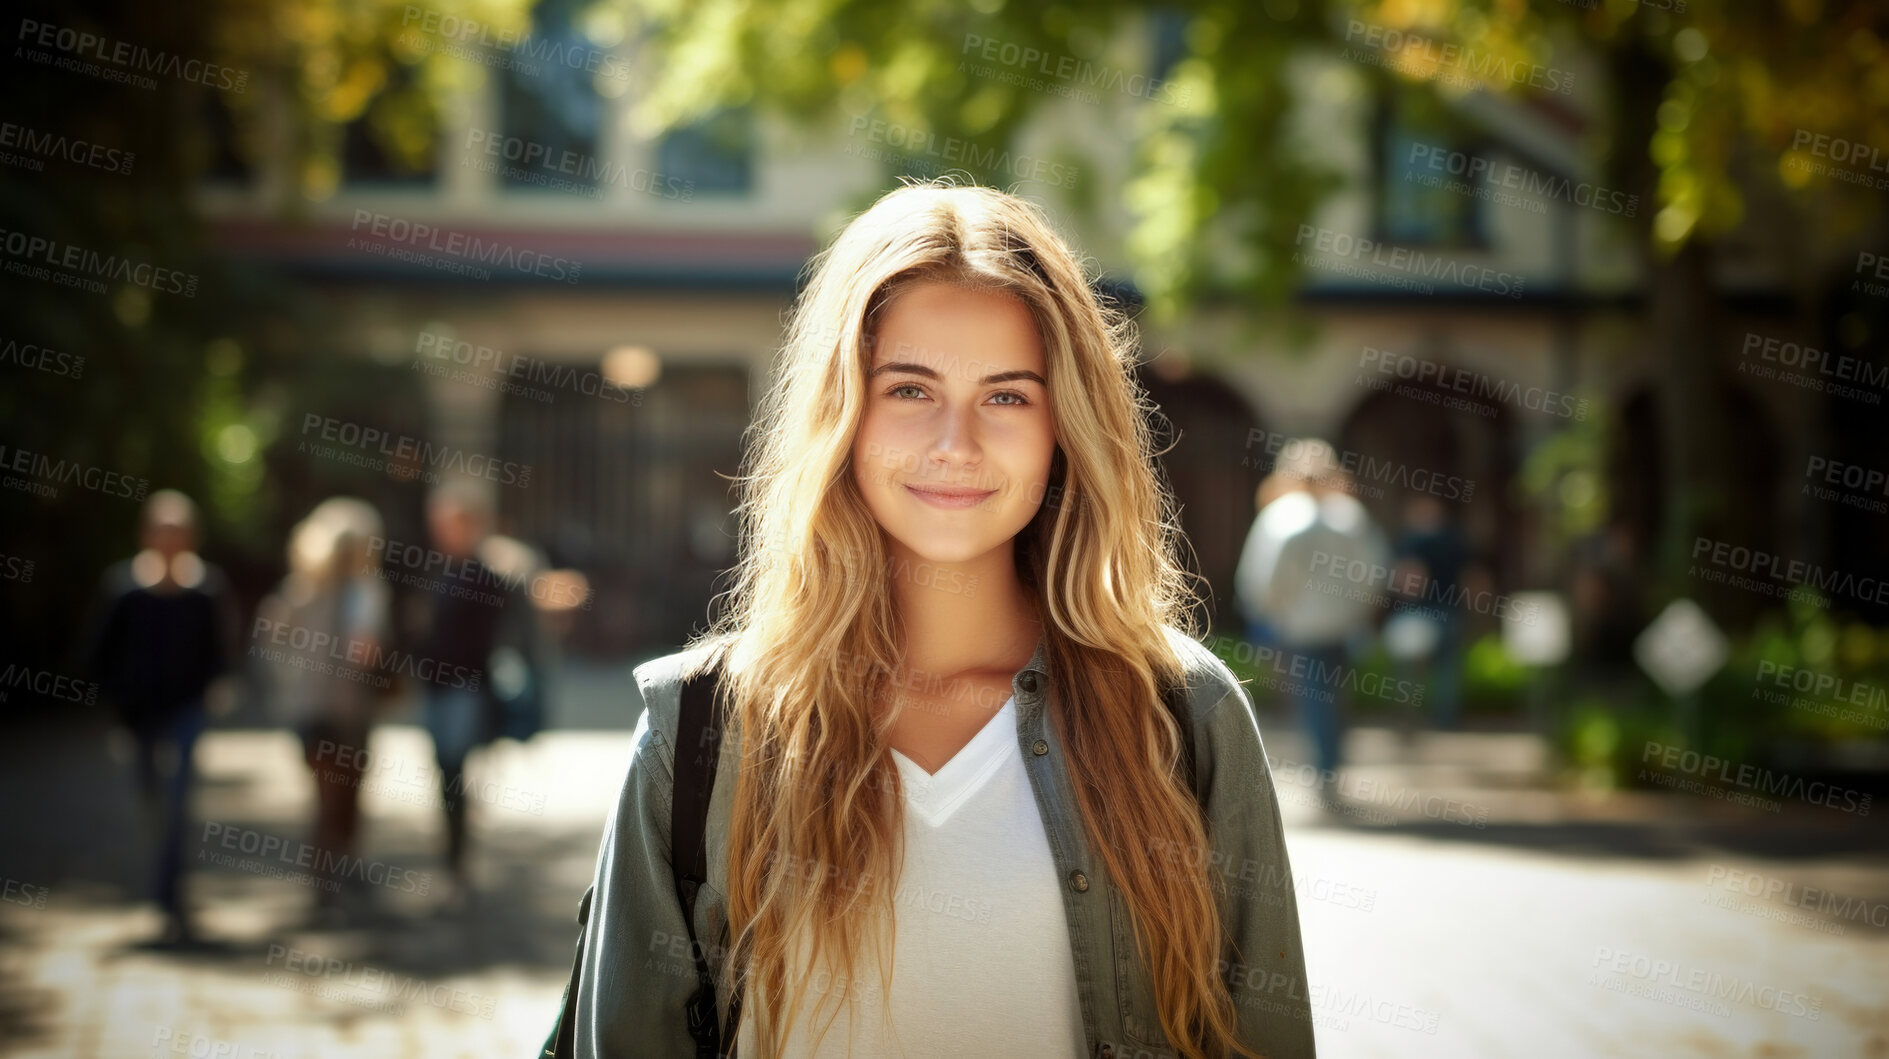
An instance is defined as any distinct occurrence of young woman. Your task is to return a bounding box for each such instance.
[573,182,1314,1058]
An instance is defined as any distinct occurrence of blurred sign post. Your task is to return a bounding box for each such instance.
[1633,599,1728,750]
[1503,592,1570,735]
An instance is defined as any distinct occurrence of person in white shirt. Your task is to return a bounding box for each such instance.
[1235,439,1390,787]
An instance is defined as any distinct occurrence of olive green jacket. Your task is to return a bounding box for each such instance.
[573,627,1316,1058]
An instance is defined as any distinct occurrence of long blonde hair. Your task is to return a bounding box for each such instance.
[694,180,1259,1059]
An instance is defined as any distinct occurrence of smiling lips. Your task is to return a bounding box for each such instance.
[904,482,998,509]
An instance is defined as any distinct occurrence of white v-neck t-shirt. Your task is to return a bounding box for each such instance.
[734,694,1087,1057]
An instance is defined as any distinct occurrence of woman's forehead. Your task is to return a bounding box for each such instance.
[870,282,1046,376]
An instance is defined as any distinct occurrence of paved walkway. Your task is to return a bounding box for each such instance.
[0,668,1884,1058]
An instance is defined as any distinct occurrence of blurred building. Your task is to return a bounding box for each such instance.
[196,11,1864,656]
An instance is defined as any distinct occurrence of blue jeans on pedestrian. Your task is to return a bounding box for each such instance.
[131,701,208,919]
[1246,620,1346,782]
[1290,643,1347,781]
[424,688,486,876]
[1428,612,1464,731]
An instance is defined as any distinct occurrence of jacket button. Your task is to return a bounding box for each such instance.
[1018,671,1039,694]
[1070,870,1089,893]
[1032,739,1049,756]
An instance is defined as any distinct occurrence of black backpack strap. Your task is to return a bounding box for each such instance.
[674,650,739,1058]
[541,647,738,1059]
[541,884,594,1057]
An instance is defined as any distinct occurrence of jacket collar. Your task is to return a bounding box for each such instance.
[1020,632,1050,678]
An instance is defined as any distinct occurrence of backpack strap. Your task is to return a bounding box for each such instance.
[540,883,591,1058]
[674,650,739,1058]
[541,650,738,1059]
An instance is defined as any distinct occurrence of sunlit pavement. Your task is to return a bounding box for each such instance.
[1,682,1883,1058]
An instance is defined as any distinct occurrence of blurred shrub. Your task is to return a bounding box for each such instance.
[1553,590,1887,789]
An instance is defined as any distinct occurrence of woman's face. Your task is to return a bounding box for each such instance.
[851,281,1057,567]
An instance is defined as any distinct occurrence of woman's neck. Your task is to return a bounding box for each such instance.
[887,541,1041,678]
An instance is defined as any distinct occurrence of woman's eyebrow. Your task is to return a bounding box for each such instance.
[868,361,1047,386]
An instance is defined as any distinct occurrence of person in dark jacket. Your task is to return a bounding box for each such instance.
[82,490,238,943]
[1389,494,1470,731]
[410,480,543,904]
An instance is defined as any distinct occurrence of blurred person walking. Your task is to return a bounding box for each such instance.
[255,498,391,919]
[1233,439,1390,794]
[1387,493,1469,732]
[81,490,239,943]
[409,480,544,904]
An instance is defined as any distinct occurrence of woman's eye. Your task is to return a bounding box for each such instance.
[990,391,1030,406]
[889,384,927,400]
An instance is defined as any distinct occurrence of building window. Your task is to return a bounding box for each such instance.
[199,93,254,186]
[1373,91,1483,248]
[340,57,440,187]
[499,0,606,195]
[657,108,752,196]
